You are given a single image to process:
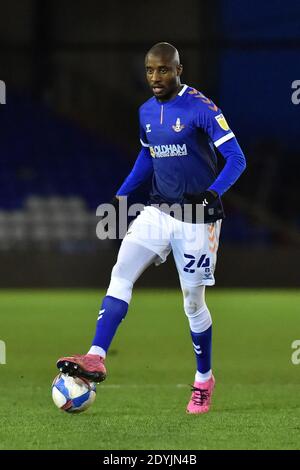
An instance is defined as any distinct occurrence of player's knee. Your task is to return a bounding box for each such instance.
[183,287,205,317]
[184,299,200,317]
[182,287,212,332]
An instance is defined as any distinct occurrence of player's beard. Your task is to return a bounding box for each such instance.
[152,81,181,101]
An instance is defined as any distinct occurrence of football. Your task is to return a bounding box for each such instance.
[52,373,96,413]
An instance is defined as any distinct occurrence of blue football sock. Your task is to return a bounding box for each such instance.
[91,295,129,353]
[190,325,212,374]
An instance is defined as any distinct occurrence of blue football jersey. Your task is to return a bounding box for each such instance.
[139,84,235,206]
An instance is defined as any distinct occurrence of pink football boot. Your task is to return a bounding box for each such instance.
[57,354,106,383]
[186,375,215,414]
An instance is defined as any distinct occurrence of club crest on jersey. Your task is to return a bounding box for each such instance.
[215,114,230,131]
[172,118,185,133]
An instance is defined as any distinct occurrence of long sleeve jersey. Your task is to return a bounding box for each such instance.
[117,84,246,221]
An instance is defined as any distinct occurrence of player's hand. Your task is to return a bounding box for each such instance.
[184,190,218,206]
[110,195,120,211]
[110,195,126,219]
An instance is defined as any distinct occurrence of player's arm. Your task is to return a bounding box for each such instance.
[103,110,153,227]
[208,136,246,196]
[116,146,153,198]
[103,146,153,229]
[185,102,246,205]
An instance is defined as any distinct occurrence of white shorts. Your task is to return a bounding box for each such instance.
[124,206,222,287]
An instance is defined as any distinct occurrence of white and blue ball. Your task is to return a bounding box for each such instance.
[52,373,96,413]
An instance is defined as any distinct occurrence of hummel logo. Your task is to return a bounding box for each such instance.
[202,198,209,206]
[192,342,202,355]
[97,309,105,320]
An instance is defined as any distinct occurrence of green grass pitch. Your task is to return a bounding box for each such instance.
[0,289,299,450]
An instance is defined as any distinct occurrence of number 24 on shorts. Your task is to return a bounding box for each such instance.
[183,253,210,273]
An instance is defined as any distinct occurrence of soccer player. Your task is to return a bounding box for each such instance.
[57,42,246,414]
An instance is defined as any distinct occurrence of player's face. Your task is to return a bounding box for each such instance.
[145,54,182,101]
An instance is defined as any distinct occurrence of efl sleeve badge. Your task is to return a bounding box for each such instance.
[215,114,230,131]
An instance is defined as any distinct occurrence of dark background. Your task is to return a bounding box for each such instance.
[0,0,299,287]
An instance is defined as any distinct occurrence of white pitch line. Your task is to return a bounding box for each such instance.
[100,384,188,389]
